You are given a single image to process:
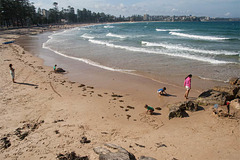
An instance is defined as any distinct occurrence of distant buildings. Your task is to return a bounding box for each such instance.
[139,14,239,22]
[42,9,49,19]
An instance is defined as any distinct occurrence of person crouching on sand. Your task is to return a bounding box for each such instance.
[144,104,154,115]
[9,64,15,83]
[157,87,167,96]
[184,74,192,100]
[53,64,57,72]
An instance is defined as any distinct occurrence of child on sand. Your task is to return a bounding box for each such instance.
[144,104,154,115]
[157,87,167,96]
[9,64,15,83]
[53,64,57,71]
[184,74,192,100]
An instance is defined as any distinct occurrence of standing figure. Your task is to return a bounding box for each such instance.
[184,74,192,100]
[9,64,15,83]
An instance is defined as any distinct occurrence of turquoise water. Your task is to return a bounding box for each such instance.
[43,22,240,82]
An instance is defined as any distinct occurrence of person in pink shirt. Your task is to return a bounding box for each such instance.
[184,74,192,100]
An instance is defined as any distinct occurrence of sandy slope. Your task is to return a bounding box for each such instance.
[0,27,239,160]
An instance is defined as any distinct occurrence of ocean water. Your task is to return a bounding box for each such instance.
[43,21,240,84]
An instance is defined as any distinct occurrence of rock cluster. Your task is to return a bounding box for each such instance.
[93,144,156,160]
[196,85,239,106]
[168,101,199,119]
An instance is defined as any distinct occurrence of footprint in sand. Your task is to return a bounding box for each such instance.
[139,113,164,129]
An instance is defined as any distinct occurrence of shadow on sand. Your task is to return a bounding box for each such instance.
[15,82,38,87]
[161,93,177,97]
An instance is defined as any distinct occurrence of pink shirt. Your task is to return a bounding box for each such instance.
[184,77,191,88]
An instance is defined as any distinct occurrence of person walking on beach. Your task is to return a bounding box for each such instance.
[184,74,192,100]
[9,64,15,83]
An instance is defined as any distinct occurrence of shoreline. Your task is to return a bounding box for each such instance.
[1,24,239,160]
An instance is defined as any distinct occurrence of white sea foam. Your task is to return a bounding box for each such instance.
[156,29,183,32]
[169,32,229,41]
[104,25,115,28]
[141,41,239,56]
[81,34,94,39]
[42,35,134,72]
[89,39,229,64]
[106,33,127,39]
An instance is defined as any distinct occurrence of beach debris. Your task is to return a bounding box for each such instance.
[0,137,11,149]
[57,152,89,160]
[119,100,124,102]
[87,86,94,89]
[55,130,60,134]
[155,107,162,110]
[78,84,85,87]
[111,94,123,98]
[127,106,135,109]
[139,156,157,160]
[13,120,44,140]
[98,94,103,97]
[126,114,131,120]
[135,143,145,148]
[80,136,91,144]
[156,142,167,148]
[93,143,136,160]
[53,119,64,123]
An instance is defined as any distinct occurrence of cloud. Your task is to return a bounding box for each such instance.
[30,0,239,18]
[224,12,231,16]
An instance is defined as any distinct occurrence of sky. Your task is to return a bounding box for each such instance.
[30,0,240,18]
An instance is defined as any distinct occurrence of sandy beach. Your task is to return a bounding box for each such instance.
[0,24,239,160]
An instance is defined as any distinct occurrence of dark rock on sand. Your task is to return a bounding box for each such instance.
[139,156,156,160]
[80,136,91,144]
[57,152,89,160]
[93,143,136,160]
[168,101,198,119]
[0,137,11,149]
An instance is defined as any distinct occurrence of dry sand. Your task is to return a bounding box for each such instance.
[0,25,239,160]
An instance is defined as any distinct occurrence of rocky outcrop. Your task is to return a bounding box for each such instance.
[229,77,239,85]
[168,101,198,119]
[230,99,240,110]
[93,144,156,160]
[196,86,240,106]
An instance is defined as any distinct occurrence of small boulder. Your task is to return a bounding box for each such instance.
[94,144,136,160]
[168,102,189,120]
